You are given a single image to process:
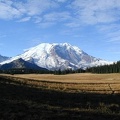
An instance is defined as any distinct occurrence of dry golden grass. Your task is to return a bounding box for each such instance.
[2,73,120,83]
[1,73,120,94]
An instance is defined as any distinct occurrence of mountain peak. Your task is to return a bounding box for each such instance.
[62,43,71,46]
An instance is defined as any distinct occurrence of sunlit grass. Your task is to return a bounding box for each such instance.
[1,73,120,94]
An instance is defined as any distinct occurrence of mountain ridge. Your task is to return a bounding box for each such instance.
[0,58,48,70]
[0,55,9,63]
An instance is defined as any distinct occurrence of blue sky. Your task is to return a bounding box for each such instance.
[0,0,120,61]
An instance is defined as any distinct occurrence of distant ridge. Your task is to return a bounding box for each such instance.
[0,43,113,70]
[0,55,9,63]
[0,58,47,70]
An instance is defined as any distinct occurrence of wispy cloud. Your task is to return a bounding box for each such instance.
[0,1,21,20]
[0,0,120,44]
[0,0,71,26]
[0,0,58,21]
[55,0,67,3]
[71,0,120,25]
[34,17,42,24]
[15,0,57,16]
[38,22,55,28]
[44,12,71,22]
[107,36,120,43]
[17,17,31,22]
[34,11,72,28]
[0,0,120,26]
[97,23,120,43]
[66,0,120,44]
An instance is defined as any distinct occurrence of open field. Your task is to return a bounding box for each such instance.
[0,73,120,119]
[2,73,120,83]
[1,73,120,94]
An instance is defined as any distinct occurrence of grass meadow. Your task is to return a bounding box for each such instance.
[0,73,120,120]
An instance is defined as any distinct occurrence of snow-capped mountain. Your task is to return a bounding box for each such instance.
[0,55,9,63]
[0,43,113,70]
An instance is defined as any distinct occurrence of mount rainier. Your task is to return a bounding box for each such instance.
[0,43,112,70]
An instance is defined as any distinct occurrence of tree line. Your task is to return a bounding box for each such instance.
[0,68,51,75]
[0,68,85,75]
[86,61,120,74]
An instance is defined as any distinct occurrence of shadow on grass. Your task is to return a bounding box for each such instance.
[0,76,120,120]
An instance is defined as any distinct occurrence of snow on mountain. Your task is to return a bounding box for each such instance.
[0,55,9,63]
[0,43,113,70]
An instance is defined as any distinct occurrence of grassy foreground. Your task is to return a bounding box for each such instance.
[0,74,120,120]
